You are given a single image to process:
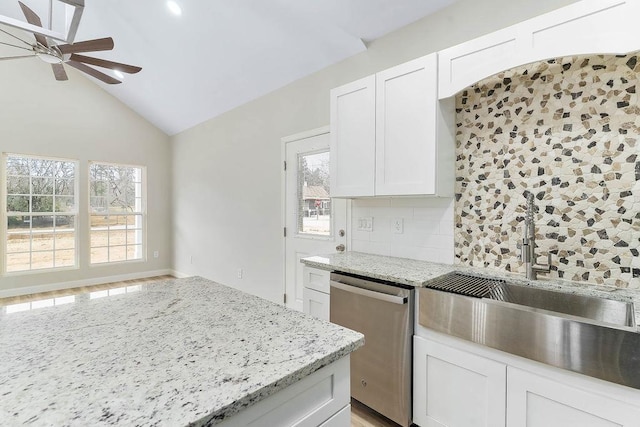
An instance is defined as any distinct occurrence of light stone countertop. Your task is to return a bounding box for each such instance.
[0,276,363,426]
[301,251,640,331]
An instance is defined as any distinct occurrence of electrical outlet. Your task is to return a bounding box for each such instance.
[153,250,159,258]
[190,256,194,264]
[357,217,373,232]
[237,268,243,279]
[392,218,404,234]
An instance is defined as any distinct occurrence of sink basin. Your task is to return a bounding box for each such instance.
[424,271,636,328]
[493,281,636,328]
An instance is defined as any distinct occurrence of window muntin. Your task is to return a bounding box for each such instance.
[89,163,145,264]
[4,154,78,273]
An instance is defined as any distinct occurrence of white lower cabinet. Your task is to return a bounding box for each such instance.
[303,266,330,321]
[413,335,506,427]
[413,332,640,427]
[506,367,640,427]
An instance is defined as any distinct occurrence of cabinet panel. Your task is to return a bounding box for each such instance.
[329,76,376,197]
[506,367,640,427]
[303,266,330,293]
[303,287,330,321]
[438,27,519,99]
[375,54,438,196]
[413,336,506,427]
[438,0,640,98]
[523,0,640,63]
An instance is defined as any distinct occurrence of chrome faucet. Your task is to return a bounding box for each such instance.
[520,193,551,280]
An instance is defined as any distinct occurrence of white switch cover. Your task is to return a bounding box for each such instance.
[393,218,404,234]
[153,251,159,258]
[237,268,243,279]
[357,217,373,232]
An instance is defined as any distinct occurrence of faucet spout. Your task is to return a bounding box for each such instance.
[520,193,552,280]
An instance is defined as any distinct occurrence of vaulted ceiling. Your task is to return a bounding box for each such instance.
[0,0,456,135]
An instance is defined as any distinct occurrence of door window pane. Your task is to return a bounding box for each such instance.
[297,150,331,236]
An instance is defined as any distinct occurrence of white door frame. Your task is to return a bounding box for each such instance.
[281,126,351,307]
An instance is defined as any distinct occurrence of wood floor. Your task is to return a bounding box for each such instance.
[351,399,400,427]
[1,276,400,427]
[0,275,174,306]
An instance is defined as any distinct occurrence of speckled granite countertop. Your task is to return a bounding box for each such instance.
[0,276,363,426]
[301,251,640,331]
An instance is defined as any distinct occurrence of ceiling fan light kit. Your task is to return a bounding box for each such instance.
[0,1,141,84]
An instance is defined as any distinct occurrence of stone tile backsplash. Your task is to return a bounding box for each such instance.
[454,53,640,288]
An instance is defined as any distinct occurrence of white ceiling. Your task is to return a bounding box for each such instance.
[0,0,456,135]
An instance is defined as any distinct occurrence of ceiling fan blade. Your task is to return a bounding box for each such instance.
[57,37,114,55]
[17,1,48,47]
[51,63,68,81]
[66,60,121,84]
[69,54,141,74]
[0,54,36,61]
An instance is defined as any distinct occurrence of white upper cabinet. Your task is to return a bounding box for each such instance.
[330,76,376,197]
[330,53,454,198]
[438,0,640,98]
[376,55,439,196]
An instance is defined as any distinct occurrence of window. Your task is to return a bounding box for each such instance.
[297,150,331,236]
[89,162,145,264]
[3,154,77,273]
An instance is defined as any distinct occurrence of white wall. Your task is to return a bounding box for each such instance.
[171,0,580,303]
[0,57,172,295]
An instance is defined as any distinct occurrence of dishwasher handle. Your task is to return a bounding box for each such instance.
[330,281,408,305]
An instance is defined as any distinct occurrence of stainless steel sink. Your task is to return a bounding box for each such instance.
[424,271,636,328]
[419,272,640,389]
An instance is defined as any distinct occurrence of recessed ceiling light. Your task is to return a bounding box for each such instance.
[167,1,182,16]
[114,70,125,80]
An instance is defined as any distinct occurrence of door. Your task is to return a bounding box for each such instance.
[283,127,346,311]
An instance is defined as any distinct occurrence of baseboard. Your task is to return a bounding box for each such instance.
[170,270,191,279]
[0,269,176,298]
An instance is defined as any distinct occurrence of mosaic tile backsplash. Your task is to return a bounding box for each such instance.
[454,53,640,289]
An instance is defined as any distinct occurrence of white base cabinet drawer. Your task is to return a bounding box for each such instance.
[303,266,331,293]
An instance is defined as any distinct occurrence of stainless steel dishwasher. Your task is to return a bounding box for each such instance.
[329,272,414,427]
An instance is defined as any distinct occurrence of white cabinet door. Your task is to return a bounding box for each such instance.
[506,367,640,427]
[329,75,376,197]
[413,336,506,427]
[375,54,438,196]
[303,287,330,321]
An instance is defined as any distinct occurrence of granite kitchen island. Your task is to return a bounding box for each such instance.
[0,277,363,426]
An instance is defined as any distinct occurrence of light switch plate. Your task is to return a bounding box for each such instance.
[357,217,373,232]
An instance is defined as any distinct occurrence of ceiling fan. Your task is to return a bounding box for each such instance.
[0,1,141,84]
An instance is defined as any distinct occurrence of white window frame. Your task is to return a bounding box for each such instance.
[1,153,79,275]
[88,161,147,265]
